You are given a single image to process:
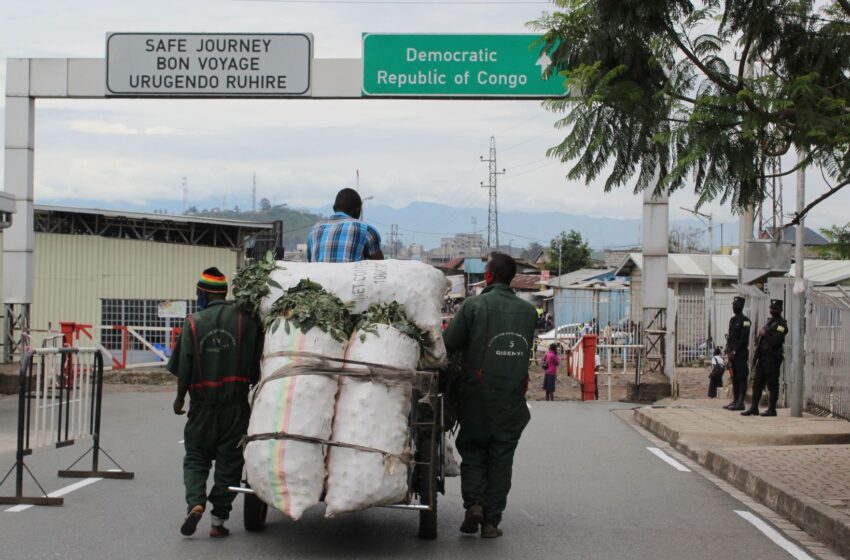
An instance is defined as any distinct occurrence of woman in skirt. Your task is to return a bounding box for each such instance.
[542,343,560,401]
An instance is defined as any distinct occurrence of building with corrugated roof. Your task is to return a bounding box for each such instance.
[1,205,277,362]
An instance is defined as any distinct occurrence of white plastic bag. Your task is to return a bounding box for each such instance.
[244,325,344,520]
[324,325,418,515]
[261,260,448,367]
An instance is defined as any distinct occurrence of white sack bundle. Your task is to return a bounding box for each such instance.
[324,325,419,516]
[261,260,448,367]
[244,325,345,520]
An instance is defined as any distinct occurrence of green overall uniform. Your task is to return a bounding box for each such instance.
[167,300,262,520]
[443,283,537,526]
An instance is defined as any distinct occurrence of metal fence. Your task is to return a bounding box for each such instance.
[805,289,850,420]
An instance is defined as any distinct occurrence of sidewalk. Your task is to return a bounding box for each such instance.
[634,400,850,558]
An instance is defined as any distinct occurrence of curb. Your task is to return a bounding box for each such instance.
[634,407,850,558]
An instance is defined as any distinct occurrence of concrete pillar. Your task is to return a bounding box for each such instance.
[738,206,754,283]
[641,178,670,379]
[3,58,35,306]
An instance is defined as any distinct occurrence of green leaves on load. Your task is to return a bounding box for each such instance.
[354,301,430,349]
[265,279,353,343]
[232,251,279,317]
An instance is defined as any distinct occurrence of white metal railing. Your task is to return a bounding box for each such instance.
[806,290,850,420]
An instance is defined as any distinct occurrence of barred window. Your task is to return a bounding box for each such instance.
[100,299,197,350]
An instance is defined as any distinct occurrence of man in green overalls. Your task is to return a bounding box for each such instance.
[168,267,262,538]
[443,253,537,538]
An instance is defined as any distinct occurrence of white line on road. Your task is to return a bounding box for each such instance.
[735,511,814,560]
[5,477,102,512]
[4,469,122,513]
[646,447,691,472]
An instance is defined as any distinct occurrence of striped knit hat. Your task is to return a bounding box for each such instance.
[197,267,228,294]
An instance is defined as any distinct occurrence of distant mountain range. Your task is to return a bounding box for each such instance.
[41,198,736,251]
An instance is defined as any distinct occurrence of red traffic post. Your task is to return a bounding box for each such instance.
[581,335,598,401]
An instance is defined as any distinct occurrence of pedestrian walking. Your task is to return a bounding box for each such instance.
[707,347,725,399]
[168,267,263,538]
[723,296,751,411]
[742,299,788,417]
[541,343,560,401]
[443,252,537,539]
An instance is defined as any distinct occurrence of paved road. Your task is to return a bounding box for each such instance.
[0,390,818,559]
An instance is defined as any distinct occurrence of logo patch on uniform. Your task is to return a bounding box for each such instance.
[743,321,751,327]
[777,326,785,333]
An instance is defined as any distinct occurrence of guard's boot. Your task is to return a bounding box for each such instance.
[761,393,778,416]
[742,389,763,416]
[729,396,746,411]
[481,523,503,539]
[741,407,759,416]
[723,400,736,410]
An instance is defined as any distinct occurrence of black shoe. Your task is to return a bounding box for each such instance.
[181,506,204,536]
[741,408,759,416]
[760,409,777,417]
[729,403,746,411]
[460,504,483,534]
[723,401,736,409]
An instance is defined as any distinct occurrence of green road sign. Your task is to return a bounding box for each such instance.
[362,34,566,98]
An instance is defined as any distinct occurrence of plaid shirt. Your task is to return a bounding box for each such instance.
[307,212,382,263]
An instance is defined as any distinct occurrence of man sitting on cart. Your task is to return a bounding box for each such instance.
[443,252,537,539]
[169,268,263,538]
[307,188,384,262]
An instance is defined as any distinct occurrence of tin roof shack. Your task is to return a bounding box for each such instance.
[789,260,850,287]
[615,253,739,313]
[544,269,629,331]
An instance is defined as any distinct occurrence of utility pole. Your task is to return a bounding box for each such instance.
[252,172,257,213]
[791,150,806,417]
[182,176,188,213]
[389,224,400,259]
[481,136,505,253]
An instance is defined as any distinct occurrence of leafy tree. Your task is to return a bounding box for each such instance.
[259,198,272,212]
[546,230,591,273]
[816,222,850,259]
[669,225,705,253]
[532,1,850,225]
[521,241,545,262]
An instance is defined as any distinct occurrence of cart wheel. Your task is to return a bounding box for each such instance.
[244,491,268,532]
[417,434,438,540]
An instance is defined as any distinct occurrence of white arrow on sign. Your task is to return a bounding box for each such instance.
[536,52,552,78]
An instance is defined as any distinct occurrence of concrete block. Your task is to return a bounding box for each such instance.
[4,97,34,149]
[29,58,68,97]
[68,58,106,98]
[313,58,361,98]
[2,200,33,250]
[3,148,34,200]
[2,250,33,303]
[5,59,30,96]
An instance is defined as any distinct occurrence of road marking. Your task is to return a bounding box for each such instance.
[735,511,814,560]
[5,477,102,512]
[646,447,691,472]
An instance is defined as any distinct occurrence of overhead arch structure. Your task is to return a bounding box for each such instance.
[3,35,671,370]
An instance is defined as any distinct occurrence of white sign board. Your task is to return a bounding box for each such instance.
[106,33,312,96]
[158,300,188,319]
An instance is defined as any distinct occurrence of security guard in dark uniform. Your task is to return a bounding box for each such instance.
[724,295,751,411]
[168,267,262,538]
[742,299,788,417]
[443,253,537,539]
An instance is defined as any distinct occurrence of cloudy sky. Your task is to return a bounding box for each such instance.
[1,0,848,244]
